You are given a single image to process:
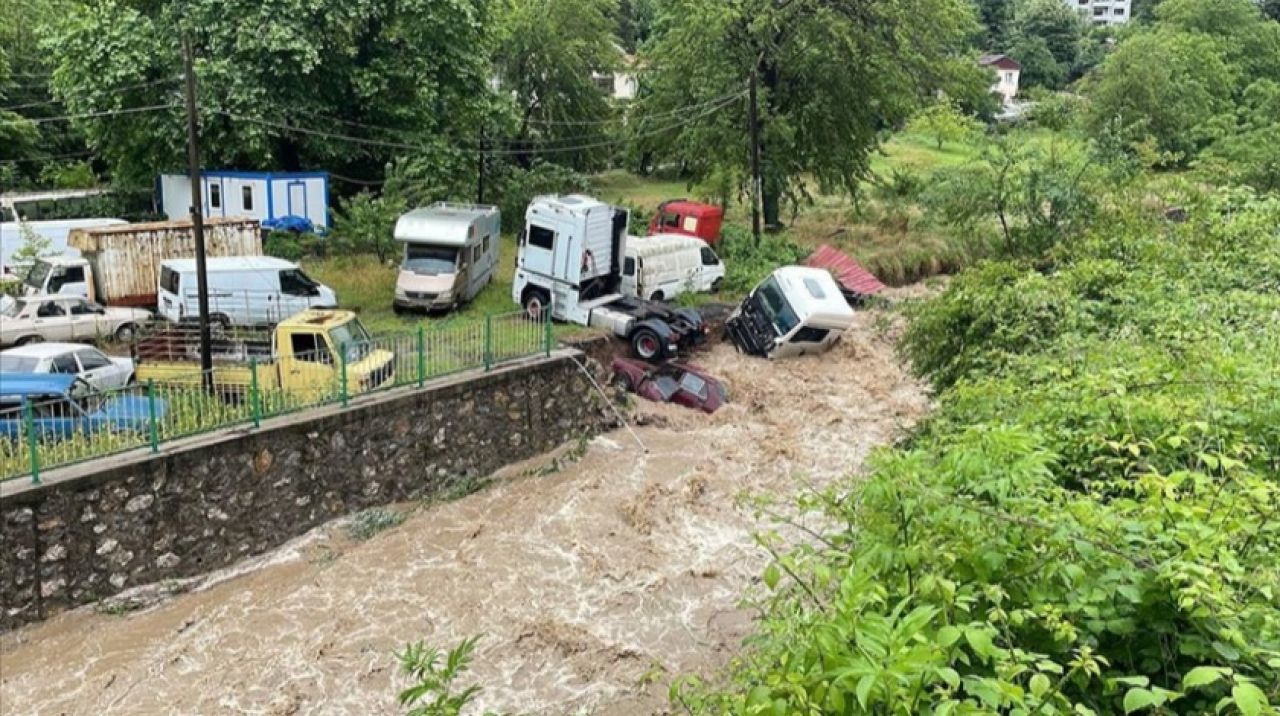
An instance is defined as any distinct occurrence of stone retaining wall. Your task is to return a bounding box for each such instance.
[0,350,612,631]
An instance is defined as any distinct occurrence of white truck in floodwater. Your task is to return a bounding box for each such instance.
[725,266,855,359]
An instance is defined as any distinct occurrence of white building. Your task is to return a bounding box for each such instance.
[1066,0,1132,25]
[157,170,330,231]
[979,54,1022,106]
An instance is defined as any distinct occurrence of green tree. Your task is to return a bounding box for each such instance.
[975,0,1017,47]
[1008,0,1084,89]
[1007,33,1065,90]
[907,98,982,150]
[491,0,620,171]
[616,0,658,52]
[41,0,493,187]
[1086,30,1236,162]
[330,191,407,264]
[636,0,983,228]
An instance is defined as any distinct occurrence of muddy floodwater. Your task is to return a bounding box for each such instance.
[0,294,930,715]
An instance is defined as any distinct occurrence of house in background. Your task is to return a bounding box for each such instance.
[592,45,640,101]
[157,171,330,231]
[1065,0,1131,26]
[979,54,1022,106]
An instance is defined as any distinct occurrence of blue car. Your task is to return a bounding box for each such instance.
[0,373,166,442]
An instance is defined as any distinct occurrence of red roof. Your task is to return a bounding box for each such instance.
[806,245,886,298]
[978,53,1022,71]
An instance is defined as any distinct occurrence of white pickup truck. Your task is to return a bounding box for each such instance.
[512,195,707,361]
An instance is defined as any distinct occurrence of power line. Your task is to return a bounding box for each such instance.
[0,103,181,126]
[0,77,180,113]
[0,151,95,166]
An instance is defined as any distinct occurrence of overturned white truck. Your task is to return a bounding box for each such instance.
[726,266,855,359]
[512,194,707,361]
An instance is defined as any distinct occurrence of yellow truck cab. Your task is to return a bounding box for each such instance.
[136,309,395,401]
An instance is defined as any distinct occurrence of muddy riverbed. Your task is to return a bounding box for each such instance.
[0,294,930,715]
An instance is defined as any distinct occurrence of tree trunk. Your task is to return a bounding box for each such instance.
[760,58,783,230]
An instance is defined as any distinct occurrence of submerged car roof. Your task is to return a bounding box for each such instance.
[0,372,78,398]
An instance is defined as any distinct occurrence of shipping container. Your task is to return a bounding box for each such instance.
[66,218,262,307]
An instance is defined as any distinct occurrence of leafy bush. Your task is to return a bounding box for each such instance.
[716,225,809,294]
[397,636,510,716]
[489,161,591,235]
[264,231,326,261]
[330,192,407,264]
[679,190,1280,715]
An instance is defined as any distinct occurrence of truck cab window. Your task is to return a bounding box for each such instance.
[47,266,84,293]
[528,225,556,250]
[290,332,331,364]
[280,269,319,296]
[660,212,680,229]
[700,247,719,266]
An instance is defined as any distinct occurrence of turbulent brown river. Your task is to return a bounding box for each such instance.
[0,290,930,715]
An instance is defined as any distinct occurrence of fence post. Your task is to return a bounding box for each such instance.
[23,400,40,485]
[249,357,262,428]
[543,312,553,357]
[484,315,493,371]
[417,324,426,388]
[146,380,160,453]
[339,343,349,407]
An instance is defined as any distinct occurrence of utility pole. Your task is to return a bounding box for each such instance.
[182,37,214,393]
[748,69,762,245]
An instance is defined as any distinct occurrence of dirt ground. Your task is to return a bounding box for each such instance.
[0,289,931,716]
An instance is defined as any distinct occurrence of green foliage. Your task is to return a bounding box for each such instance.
[715,226,809,295]
[906,99,983,151]
[1026,92,1086,132]
[330,192,407,264]
[1009,0,1086,90]
[635,0,985,226]
[11,222,54,266]
[679,190,1280,715]
[489,161,591,235]
[396,636,509,716]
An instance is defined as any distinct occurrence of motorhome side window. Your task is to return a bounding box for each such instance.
[483,236,491,254]
[700,247,719,266]
[209,183,221,209]
[291,333,330,363]
[242,186,254,211]
[529,225,555,250]
[280,269,317,296]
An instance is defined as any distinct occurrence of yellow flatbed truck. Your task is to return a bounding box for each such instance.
[135,309,395,402]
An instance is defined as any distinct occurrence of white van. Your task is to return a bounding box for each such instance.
[621,234,725,302]
[157,256,337,328]
[393,203,500,313]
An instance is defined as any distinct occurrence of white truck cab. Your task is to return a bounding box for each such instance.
[726,266,855,359]
[512,195,706,361]
[22,255,93,301]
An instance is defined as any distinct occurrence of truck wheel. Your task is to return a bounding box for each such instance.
[522,289,550,321]
[115,322,138,343]
[15,335,43,346]
[649,291,665,302]
[631,328,663,362]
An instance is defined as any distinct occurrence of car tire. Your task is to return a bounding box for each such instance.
[115,322,138,343]
[631,327,662,362]
[15,335,43,346]
[522,288,550,321]
[611,373,632,392]
[393,303,407,316]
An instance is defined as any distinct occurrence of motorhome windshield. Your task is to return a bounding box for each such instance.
[756,277,800,336]
[24,259,52,290]
[404,245,459,275]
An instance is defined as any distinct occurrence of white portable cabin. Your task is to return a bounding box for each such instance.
[621,233,724,301]
[0,218,126,277]
[158,171,330,231]
[392,203,501,312]
[157,255,337,327]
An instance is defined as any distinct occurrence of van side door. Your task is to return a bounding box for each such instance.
[699,246,723,292]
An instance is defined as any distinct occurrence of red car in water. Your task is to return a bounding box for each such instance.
[610,357,727,413]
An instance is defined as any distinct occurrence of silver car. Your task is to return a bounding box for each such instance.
[0,294,150,347]
[0,342,135,393]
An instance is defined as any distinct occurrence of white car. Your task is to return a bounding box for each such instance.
[0,294,150,347]
[0,343,135,393]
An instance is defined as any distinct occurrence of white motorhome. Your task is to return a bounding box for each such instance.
[157,256,337,328]
[512,195,707,361]
[725,266,855,359]
[621,234,724,302]
[392,203,500,313]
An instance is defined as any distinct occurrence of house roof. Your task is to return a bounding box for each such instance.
[978,54,1022,71]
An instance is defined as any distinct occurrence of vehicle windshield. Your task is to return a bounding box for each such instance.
[677,372,709,401]
[24,259,52,290]
[652,375,680,401]
[404,245,459,275]
[756,276,800,336]
[1,298,24,318]
[330,320,374,361]
[0,355,41,372]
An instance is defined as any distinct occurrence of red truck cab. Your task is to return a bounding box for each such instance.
[648,200,724,246]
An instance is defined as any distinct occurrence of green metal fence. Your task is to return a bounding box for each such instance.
[0,310,553,483]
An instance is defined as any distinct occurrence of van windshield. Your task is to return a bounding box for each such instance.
[404,245,458,275]
[756,276,800,336]
[24,259,52,290]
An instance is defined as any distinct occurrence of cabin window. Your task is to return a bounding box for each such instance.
[700,247,719,266]
[624,257,636,276]
[290,332,331,364]
[209,183,221,209]
[242,186,254,211]
[791,326,831,344]
[528,225,555,250]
